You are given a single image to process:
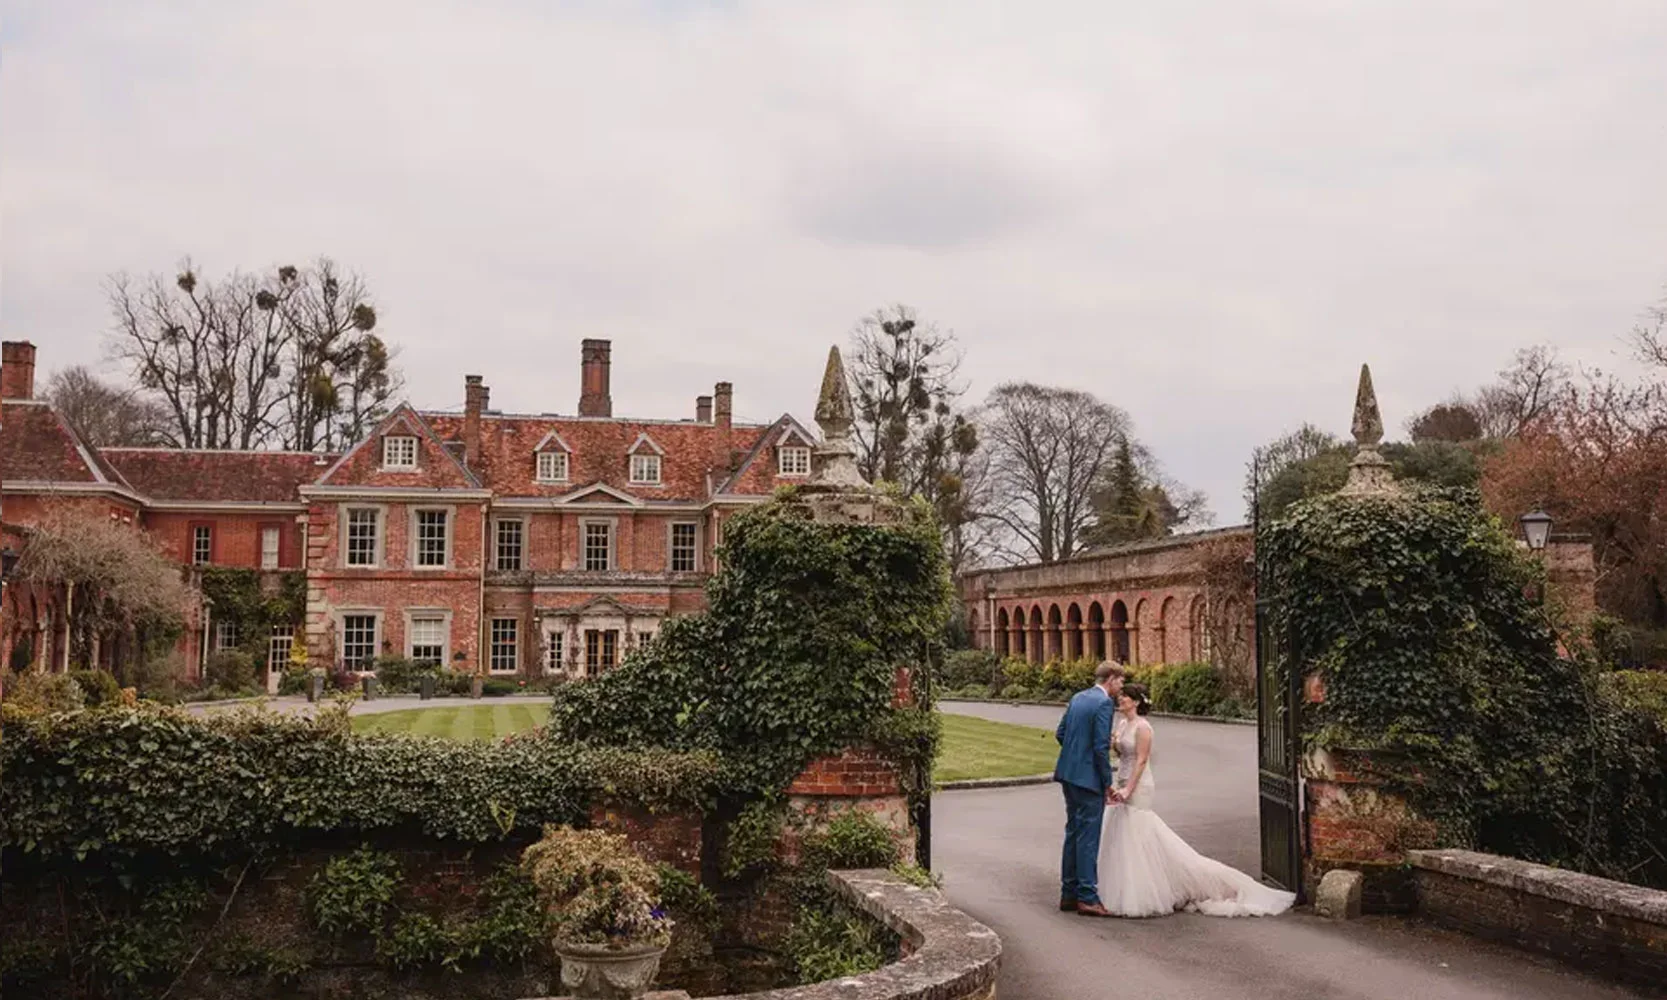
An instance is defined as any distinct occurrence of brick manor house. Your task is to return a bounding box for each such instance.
[0,339,818,680]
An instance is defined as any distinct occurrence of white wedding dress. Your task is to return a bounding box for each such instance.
[1098,716,1296,918]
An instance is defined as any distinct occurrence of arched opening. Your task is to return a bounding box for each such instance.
[1109,600,1131,664]
[1159,596,1177,664]
[1029,606,1045,663]
[996,607,1011,657]
[1132,598,1149,666]
[1189,596,1209,663]
[1046,604,1064,663]
[1087,601,1106,661]
[968,607,981,650]
[1065,603,1084,660]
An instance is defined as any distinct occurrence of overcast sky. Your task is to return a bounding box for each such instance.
[5,1,1665,520]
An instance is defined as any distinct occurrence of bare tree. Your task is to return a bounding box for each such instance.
[105,257,398,452]
[1473,345,1570,439]
[280,258,399,451]
[845,305,985,568]
[980,383,1129,563]
[45,367,172,447]
[106,260,293,449]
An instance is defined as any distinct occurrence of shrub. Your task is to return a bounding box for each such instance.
[373,656,434,694]
[656,864,718,930]
[784,904,886,985]
[308,848,402,936]
[803,809,901,870]
[1,671,84,713]
[438,669,476,696]
[205,650,256,691]
[277,666,315,695]
[941,650,1001,691]
[1146,662,1227,717]
[521,825,671,948]
[481,678,517,697]
[998,684,1032,701]
[0,704,720,860]
[1000,657,1039,691]
[66,669,120,707]
[1602,670,1667,723]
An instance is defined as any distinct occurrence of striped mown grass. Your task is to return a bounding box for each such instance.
[349,705,1059,783]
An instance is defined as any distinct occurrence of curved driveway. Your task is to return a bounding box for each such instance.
[935,702,1642,1000]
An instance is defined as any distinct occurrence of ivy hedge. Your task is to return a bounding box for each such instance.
[1264,487,1667,887]
[547,488,954,797]
[198,567,306,668]
[0,704,719,863]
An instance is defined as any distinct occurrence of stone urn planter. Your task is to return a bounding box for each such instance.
[553,940,669,1000]
[419,674,436,700]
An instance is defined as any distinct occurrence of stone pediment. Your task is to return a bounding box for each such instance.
[557,482,642,506]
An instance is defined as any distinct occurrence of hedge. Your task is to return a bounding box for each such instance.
[0,704,720,862]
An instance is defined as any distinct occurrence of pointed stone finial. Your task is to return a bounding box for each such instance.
[1351,364,1384,448]
[1341,363,1398,497]
[809,346,869,490]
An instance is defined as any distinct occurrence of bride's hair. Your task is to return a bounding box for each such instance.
[1122,682,1151,716]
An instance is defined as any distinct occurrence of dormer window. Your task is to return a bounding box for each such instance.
[382,435,418,470]
[629,453,662,485]
[779,446,811,477]
[536,450,569,483]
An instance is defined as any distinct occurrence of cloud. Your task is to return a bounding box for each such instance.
[4,0,1665,522]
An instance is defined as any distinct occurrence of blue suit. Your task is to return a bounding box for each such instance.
[1053,686,1115,905]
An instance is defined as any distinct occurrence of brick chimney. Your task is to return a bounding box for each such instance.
[1,341,36,400]
[464,375,489,469]
[696,395,713,424]
[712,381,734,473]
[579,339,612,417]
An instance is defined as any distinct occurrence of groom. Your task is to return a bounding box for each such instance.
[1053,661,1124,917]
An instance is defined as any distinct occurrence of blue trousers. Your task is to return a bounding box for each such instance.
[1060,782,1106,904]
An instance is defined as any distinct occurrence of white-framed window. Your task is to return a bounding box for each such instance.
[778,445,811,476]
[629,453,662,485]
[583,521,613,572]
[344,508,381,567]
[584,628,618,676]
[536,450,569,483]
[409,615,447,666]
[413,508,450,568]
[545,632,565,675]
[215,620,239,651]
[192,525,213,566]
[670,522,698,573]
[382,435,418,469]
[495,518,524,571]
[341,613,379,669]
[489,618,520,673]
[635,630,655,650]
[260,526,281,570]
[268,625,294,668]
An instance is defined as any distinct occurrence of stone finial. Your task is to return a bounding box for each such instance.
[1351,364,1384,448]
[809,346,869,490]
[1340,363,1398,496]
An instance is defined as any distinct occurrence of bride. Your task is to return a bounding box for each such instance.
[1098,683,1296,918]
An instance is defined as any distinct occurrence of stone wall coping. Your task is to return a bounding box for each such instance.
[1408,849,1667,926]
[706,868,1001,1000]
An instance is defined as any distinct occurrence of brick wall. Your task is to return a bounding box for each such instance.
[1410,849,1667,988]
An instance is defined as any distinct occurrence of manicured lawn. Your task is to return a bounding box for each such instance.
[935,713,1057,782]
[351,705,1058,782]
[353,701,551,741]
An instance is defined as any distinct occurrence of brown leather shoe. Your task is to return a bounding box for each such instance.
[1059,897,1077,912]
[1075,902,1114,918]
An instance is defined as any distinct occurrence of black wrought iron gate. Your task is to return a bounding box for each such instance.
[1252,465,1303,899]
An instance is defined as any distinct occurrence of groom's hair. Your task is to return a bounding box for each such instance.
[1094,662,1124,685]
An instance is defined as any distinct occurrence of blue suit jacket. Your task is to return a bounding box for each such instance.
[1053,686,1115,793]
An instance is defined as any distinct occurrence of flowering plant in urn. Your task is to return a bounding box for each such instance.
[521,825,672,999]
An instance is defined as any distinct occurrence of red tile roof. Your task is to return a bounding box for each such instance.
[424,413,776,502]
[102,448,335,503]
[0,401,109,484]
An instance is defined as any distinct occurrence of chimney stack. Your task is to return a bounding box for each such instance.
[464,374,489,469]
[696,395,713,424]
[712,381,734,473]
[1,341,36,400]
[579,339,612,417]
